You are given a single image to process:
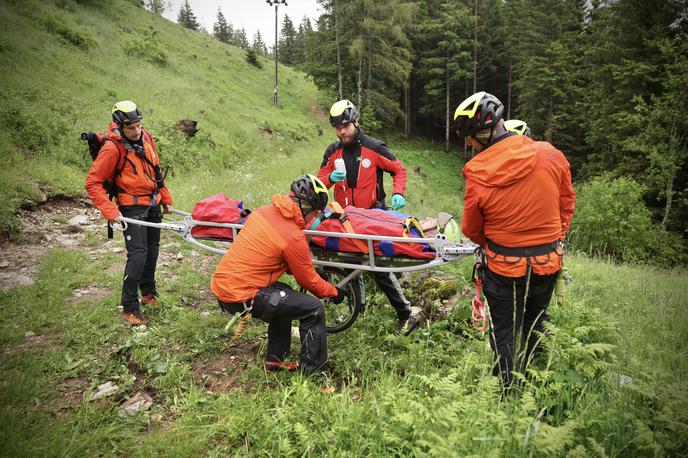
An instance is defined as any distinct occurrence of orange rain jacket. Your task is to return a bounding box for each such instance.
[461,135,575,277]
[211,194,339,303]
[85,122,172,221]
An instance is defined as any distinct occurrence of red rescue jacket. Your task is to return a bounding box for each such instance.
[317,128,407,209]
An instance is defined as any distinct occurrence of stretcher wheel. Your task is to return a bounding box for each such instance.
[314,267,363,334]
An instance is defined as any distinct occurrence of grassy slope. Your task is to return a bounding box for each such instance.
[0,0,687,456]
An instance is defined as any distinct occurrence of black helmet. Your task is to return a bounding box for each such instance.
[291,174,329,212]
[453,91,504,138]
[329,99,359,127]
[112,100,143,126]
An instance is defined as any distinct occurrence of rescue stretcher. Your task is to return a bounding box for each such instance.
[112,209,478,333]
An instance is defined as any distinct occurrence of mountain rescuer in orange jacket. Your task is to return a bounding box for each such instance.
[316,100,418,335]
[454,92,575,388]
[85,101,173,326]
[211,175,348,374]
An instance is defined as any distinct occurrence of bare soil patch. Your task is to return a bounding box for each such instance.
[0,198,104,291]
[191,341,260,394]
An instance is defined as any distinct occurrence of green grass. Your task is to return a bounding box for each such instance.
[1,249,686,456]
[1,0,687,456]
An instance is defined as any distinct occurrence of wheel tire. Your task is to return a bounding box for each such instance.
[307,267,362,333]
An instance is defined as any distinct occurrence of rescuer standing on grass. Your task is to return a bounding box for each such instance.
[454,92,575,387]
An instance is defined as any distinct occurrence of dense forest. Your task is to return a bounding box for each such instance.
[171,0,688,255]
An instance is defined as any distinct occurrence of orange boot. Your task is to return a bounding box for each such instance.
[140,294,157,306]
[122,310,148,326]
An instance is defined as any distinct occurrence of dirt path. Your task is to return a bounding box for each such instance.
[0,198,104,291]
[0,198,215,293]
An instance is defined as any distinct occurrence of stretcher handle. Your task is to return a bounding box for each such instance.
[109,218,128,232]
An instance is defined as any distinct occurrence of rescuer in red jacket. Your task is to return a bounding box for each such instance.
[454,92,575,387]
[85,101,173,326]
[317,100,417,335]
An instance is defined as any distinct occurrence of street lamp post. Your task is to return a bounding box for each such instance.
[266,0,287,106]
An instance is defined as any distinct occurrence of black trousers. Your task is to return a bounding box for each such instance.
[120,205,162,312]
[371,271,412,320]
[219,282,327,374]
[483,267,557,387]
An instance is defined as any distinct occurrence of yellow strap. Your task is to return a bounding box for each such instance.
[402,217,426,238]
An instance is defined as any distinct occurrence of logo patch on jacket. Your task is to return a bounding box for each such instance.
[361,158,371,168]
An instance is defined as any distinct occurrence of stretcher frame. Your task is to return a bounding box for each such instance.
[113,209,477,273]
[112,209,478,333]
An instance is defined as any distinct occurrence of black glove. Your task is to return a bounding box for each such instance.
[331,287,348,304]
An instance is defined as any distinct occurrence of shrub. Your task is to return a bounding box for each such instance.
[569,175,655,262]
[245,49,262,69]
[124,27,168,65]
[41,12,97,51]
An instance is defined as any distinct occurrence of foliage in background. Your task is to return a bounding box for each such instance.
[569,174,686,265]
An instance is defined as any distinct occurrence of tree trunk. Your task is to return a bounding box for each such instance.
[546,94,554,142]
[334,7,343,100]
[473,0,478,94]
[445,49,450,154]
[507,60,512,119]
[663,166,675,230]
[357,57,363,109]
[404,78,411,138]
[367,58,372,106]
[663,122,681,229]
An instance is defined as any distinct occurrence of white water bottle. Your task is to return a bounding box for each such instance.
[334,158,346,176]
[334,158,348,205]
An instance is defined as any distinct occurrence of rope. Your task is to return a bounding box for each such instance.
[471,259,488,332]
[229,313,252,345]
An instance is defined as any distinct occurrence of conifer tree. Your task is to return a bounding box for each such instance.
[252,30,268,56]
[415,0,473,150]
[177,0,200,31]
[213,8,233,44]
[233,28,249,49]
[279,15,298,65]
[293,17,314,67]
[246,48,263,68]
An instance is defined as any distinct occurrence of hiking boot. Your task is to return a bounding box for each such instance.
[140,294,157,306]
[122,310,148,326]
[264,360,300,373]
[397,315,419,336]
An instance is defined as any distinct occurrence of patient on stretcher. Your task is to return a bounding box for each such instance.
[190,194,458,259]
[307,204,451,259]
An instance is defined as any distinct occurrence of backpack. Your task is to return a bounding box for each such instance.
[81,128,165,200]
[190,194,251,240]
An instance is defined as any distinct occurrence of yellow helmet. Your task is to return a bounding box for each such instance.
[112,100,143,126]
[291,174,329,211]
[504,119,531,137]
[453,91,504,138]
[329,100,359,127]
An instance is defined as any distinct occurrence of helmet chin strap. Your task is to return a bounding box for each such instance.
[474,126,496,148]
[296,198,313,217]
